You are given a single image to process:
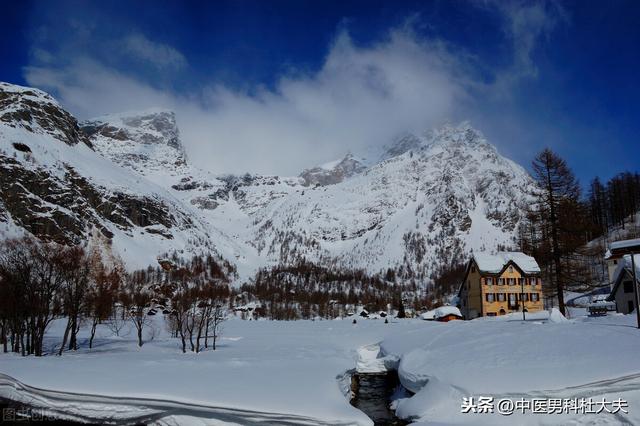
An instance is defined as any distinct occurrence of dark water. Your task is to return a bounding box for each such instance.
[350,372,408,426]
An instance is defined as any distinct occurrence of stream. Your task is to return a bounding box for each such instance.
[350,371,408,426]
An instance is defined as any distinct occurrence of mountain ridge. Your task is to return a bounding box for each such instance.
[0,81,536,285]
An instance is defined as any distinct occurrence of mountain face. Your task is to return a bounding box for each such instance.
[299,153,367,187]
[81,110,187,176]
[0,83,220,269]
[0,82,537,283]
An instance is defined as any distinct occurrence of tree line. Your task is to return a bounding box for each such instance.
[238,260,423,320]
[588,172,640,237]
[1,236,423,357]
[517,149,639,315]
[0,237,234,356]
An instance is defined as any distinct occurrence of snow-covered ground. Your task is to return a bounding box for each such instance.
[0,317,424,425]
[1,311,639,425]
[382,311,640,425]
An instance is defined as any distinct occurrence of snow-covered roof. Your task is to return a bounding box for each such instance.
[420,309,437,320]
[473,251,540,274]
[610,238,640,252]
[422,306,462,320]
[434,306,462,318]
[606,239,640,260]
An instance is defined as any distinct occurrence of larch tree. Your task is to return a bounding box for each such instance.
[531,148,581,315]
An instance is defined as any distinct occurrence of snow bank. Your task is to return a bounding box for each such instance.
[548,307,569,323]
[381,314,640,425]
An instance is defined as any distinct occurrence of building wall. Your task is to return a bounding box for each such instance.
[460,262,483,319]
[614,271,637,314]
[480,265,544,317]
[607,257,620,285]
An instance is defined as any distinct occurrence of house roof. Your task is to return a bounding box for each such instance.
[421,305,462,320]
[610,238,640,251]
[607,254,640,301]
[473,252,541,274]
[435,305,462,318]
[606,238,640,259]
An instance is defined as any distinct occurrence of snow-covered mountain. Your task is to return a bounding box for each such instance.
[0,83,227,270]
[0,82,537,283]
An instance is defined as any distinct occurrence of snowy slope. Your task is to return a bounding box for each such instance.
[0,82,228,271]
[1,82,537,283]
[219,123,535,278]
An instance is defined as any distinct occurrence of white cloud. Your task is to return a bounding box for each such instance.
[22,2,566,176]
[25,59,175,115]
[123,33,187,69]
[25,28,470,175]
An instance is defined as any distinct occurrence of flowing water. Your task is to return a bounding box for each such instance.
[350,372,408,426]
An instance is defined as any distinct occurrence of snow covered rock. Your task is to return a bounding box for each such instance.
[299,152,366,186]
[0,82,90,146]
[81,109,187,176]
[0,82,222,269]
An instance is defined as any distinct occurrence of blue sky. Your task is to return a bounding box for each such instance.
[2,0,639,183]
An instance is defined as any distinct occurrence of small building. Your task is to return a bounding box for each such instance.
[458,252,544,319]
[436,306,463,322]
[606,254,640,314]
[421,305,463,322]
[604,239,640,285]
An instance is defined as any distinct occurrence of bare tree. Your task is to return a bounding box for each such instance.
[0,238,65,356]
[170,281,195,353]
[207,303,226,351]
[106,304,129,337]
[58,247,92,355]
[87,267,119,349]
[124,271,153,347]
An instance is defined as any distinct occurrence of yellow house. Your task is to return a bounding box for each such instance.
[458,252,544,319]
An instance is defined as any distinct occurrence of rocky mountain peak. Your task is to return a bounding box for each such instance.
[0,82,90,147]
[80,109,187,176]
[423,122,491,150]
[1,81,539,283]
[299,152,367,186]
[381,133,423,160]
[81,109,181,149]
